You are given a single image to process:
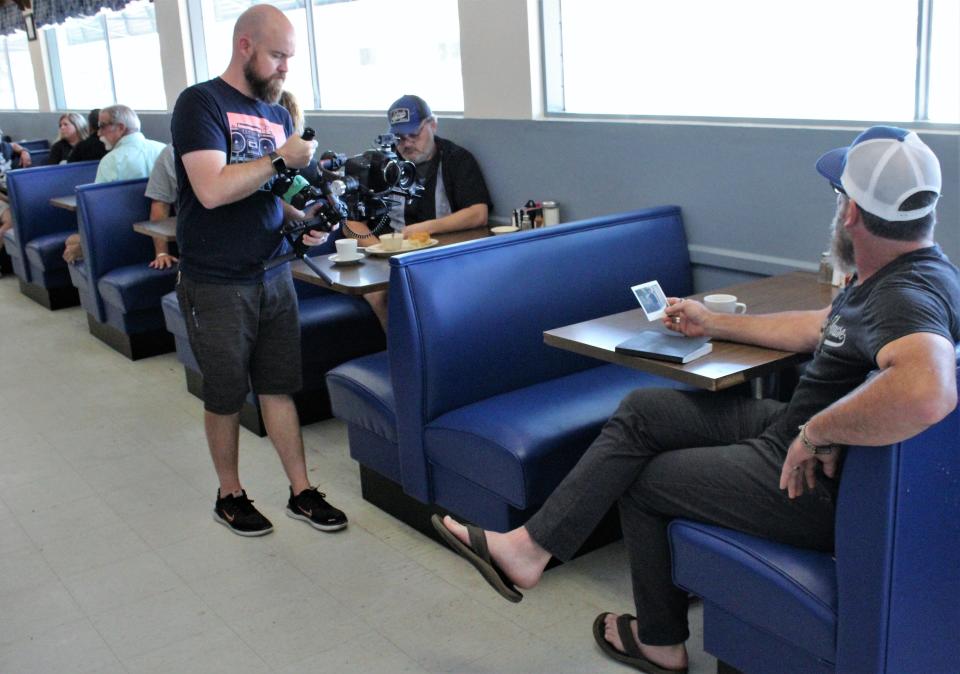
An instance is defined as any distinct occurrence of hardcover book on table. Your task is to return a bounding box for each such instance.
[615,331,712,364]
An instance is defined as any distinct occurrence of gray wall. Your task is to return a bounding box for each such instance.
[4,111,956,292]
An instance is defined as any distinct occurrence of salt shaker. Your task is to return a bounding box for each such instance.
[542,201,559,226]
[818,251,834,285]
[520,212,532,230]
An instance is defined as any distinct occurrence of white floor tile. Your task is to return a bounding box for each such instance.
[0,544,58,595]
[0,579,85,646]
[62,550,186,616]
[89,586,225,661]
[40,521,152,578]
[0,618,121,674]
[121,623,267,674]
[15,493,127,546]
[275,631,427,674]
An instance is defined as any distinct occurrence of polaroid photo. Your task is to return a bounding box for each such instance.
[631,280,668,321]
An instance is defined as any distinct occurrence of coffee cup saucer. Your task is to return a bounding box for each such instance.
[329,252,365,266]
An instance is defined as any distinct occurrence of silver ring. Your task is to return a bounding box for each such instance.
[672,316,681,324]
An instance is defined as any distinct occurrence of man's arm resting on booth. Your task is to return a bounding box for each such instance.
[148,200,177,269]
[780,332,958,498]
[665,300,829,354]
[403,203,488,237]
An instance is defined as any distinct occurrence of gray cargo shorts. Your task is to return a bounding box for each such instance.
[175,271,302,415]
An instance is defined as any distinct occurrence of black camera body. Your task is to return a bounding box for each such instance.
[266,130,424,271]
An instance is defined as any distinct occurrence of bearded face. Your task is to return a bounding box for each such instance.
[243,49,285,104]
[829,196,856,274]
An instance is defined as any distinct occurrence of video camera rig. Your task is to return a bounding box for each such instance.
[266,128,424,276]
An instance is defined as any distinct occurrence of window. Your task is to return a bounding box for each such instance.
[545,0,958,124]
[190,0,463,111]
[193,0,316,110]
[0,31,39,110]
[927,0,959,122]
[309,0,462,111]
[45,0,166,111]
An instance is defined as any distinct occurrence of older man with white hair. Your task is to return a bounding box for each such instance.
[62,104,166,263]
[94,104,165,184]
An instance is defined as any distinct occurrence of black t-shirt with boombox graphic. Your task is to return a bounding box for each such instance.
[763,245,960,450]
[172,77,293,284]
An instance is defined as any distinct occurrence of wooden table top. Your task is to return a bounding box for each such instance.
[132,216,176,241]
[292,226,490,295]
[543,272,839,391]
[49,194,77,211]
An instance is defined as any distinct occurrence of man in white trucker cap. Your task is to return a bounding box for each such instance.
[431,125,959,674]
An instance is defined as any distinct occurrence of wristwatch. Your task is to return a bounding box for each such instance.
[798,423,834,455]
[268,151,286,174]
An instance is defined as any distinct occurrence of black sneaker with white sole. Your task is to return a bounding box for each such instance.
[213,489,274,537]
[286,486,348,532]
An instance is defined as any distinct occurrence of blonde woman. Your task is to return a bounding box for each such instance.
[47,112,89,164]
[279,90,304,135]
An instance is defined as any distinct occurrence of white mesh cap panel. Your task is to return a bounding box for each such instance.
[840,132,941,222]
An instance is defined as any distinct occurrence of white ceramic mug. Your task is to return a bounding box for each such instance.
[335,238,358,259]
[380,232,404,251]
[703,293,747,314]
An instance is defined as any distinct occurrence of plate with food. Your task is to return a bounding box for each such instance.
[366,232,439,256]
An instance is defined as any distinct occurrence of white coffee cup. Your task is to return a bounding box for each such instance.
[335,238,358,259]
[380,232,404,251]
[703,293,747,314]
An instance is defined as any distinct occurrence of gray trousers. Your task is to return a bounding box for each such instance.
[525,388,838,645]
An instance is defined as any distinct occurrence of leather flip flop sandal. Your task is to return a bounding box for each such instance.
[592,612,688,673]
[430,514,523,603]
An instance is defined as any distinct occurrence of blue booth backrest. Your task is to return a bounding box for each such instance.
[834,364,960,673]
[388,206,692,423]
[27,149,50,166]
[6,161,99,281]
[76,178,152,321]
[19,139,50,152]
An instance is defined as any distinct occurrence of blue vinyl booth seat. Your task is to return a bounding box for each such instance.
[69,178,177,360]
[5,161,99,308]
[160,256,386,436]
[326,206,694,537]
[670,363,960,674]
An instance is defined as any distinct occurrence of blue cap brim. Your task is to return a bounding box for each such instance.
[816,147,847,189]
[389,121,420,135]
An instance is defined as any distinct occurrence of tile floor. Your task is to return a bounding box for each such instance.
[0,276,716,673]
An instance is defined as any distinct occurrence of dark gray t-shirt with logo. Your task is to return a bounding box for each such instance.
[764,245,960,450]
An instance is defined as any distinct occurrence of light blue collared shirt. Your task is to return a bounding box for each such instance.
[94,132,166,184]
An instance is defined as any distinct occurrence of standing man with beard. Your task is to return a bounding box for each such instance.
[432,126,959,673]
[171,4,348,537]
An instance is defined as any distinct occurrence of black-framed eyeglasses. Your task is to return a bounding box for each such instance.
[395,119,428,142]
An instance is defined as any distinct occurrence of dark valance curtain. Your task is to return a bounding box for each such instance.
[0,1,147,37]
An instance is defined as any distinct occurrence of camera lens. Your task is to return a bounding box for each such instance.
[395,161,416,189]
[382,160,401,188]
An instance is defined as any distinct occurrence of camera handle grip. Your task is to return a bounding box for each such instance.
[302,127,315,141]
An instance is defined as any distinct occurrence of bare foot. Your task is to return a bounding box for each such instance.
[441,515,551,590]
[603,613,688,671]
